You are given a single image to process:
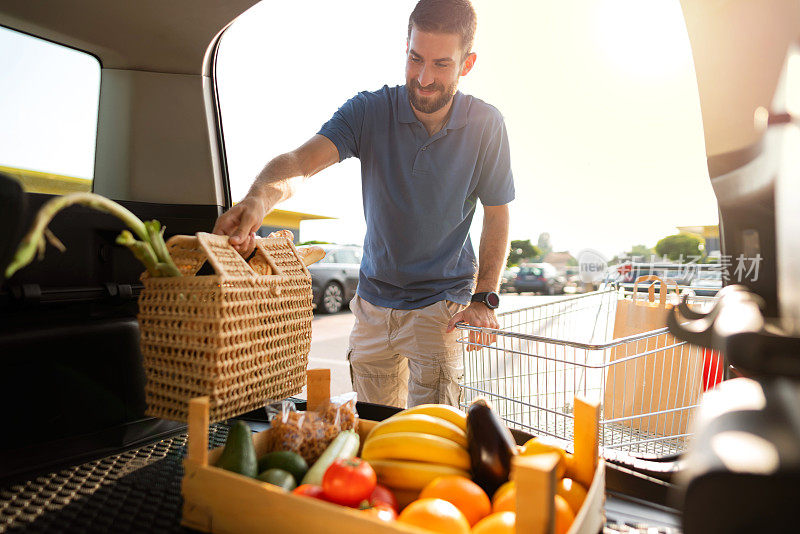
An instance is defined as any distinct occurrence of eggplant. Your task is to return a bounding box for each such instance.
[466,398,518,497]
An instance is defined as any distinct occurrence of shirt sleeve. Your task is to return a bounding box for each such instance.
[317,93,368,162]
[476,117,515,206]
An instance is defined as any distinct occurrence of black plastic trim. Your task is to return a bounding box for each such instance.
[209,29,232,209]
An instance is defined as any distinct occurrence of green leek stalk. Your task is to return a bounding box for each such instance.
[4,192,181,279]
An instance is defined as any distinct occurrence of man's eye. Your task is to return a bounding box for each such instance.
[436,63,448,68]
[410,57,421,63]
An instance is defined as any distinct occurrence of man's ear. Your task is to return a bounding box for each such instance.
[406,40,409,54]
[461,52,477,76]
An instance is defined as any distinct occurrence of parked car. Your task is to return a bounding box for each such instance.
[688,269,723,296]
[563,273,596,294]
[308,244,361,314]
[511,262,566,295]
[500,267,519,293]
[601,262,723,295]
[615,261,696,286]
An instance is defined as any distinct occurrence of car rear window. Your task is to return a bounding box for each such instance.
[0,27,100,193]
[336,249,359,264]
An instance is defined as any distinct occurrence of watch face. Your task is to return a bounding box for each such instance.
[486,292,500,308]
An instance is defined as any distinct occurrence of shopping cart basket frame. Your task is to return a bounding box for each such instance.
[457,288,720,456]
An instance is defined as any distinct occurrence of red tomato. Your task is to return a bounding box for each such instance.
[360,504,397,522]
[322,457,377,506]
[368,484,398,512]
[292,484,327,501]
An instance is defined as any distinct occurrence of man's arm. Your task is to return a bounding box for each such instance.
[473,204,510,295]
[446,204,510,344]
[213,134,339,254]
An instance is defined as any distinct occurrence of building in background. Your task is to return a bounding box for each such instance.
[543,251,576,274]
[677,225,720,257]
[1,165,92,194]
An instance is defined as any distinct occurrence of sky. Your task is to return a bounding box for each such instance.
[0,29,100,179]
[0,0,720,259]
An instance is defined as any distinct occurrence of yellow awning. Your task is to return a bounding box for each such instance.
[0,166,336,227]
[262,209,334,229]
[0,165,91,194]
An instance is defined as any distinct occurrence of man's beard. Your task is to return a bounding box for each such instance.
[407,79,457,114]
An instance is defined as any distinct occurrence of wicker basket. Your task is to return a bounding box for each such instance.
[137,232,312,422]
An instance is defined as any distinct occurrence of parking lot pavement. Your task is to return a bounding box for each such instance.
[304,294,569,397]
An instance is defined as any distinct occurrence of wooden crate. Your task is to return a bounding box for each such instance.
[181,373,604,534]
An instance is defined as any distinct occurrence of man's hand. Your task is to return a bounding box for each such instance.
[212,195,267,256]
[212,135,340,256]
[446,302,499,351]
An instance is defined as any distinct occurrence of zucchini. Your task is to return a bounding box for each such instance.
[301,430,360,486]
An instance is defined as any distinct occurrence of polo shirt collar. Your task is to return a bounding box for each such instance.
[399,85,468,131]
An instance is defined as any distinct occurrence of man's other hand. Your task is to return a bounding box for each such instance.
[212,195,267,256]
[446,302,499,351]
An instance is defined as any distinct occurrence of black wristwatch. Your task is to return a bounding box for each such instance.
[471,291,500,310]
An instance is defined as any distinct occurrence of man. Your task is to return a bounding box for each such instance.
[213,0,513,408]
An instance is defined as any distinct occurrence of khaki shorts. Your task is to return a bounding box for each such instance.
[347,295,465,408]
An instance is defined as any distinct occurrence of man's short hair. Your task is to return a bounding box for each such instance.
[408,0,477,60]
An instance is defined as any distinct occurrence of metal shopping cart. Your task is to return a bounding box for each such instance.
[457,288,720,456]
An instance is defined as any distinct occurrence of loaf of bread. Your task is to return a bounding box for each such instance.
[295,246,325,267]
[267,229,295,241]
[265,230,325,266]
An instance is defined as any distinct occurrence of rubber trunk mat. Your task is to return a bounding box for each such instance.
[0,424,229,533]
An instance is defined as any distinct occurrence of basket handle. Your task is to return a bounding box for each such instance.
[632,275,677,306]
[195,232,257,278]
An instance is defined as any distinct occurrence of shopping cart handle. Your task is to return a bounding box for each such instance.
[453,321,501,332]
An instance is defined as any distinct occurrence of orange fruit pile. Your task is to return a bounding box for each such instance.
[472,511,515,534]
[397,498,470,534]
[557,477,588,514]
[554,495,575,534]
[419,475,491,526]
[491,481,516,513]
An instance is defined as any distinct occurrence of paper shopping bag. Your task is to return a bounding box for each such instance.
[603,276,703,439]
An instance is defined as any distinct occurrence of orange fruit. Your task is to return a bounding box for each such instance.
[557,478,588,514]
[397,498,471,534]
[419,476,490,526]
[492,481,515,506]
[521,438,568,478]
[563,452,576,479]
[471,511,515,534]
[393,488,421,511]
[492,484,515,513]
[554,495,575,534]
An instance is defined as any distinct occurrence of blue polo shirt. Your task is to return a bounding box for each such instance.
[318,84,514,310]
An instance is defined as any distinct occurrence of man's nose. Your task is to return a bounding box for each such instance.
[418,64,434,88]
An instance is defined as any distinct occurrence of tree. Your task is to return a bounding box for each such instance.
[655,234,703,261]
[507,240,541,267]
[298,240,332,246]
[629,244,654,259]
[537,232,553,258]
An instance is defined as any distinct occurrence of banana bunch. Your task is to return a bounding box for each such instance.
[362,404,471,491]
